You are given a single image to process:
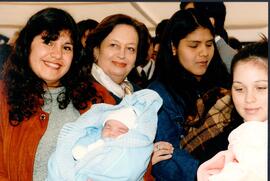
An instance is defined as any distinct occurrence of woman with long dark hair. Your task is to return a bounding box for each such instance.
[148,9,239,181]
[0,7,107,181]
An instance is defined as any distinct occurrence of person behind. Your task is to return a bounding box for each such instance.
[0,33,13,79]
[148,9,238,181]
[47,89,163,181]
[81,14,173,180]
[0,7,108,181]
[197,38,268,181]
[228,36,242,52]
[77,19,99,48]
[149,19,169,81]
[180,2,237,72]
[154,19,169,47]
[0,44,12,79]
[127,24,153,88]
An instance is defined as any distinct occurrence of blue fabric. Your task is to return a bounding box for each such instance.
[47,89,163,181]
[148,80,199,181]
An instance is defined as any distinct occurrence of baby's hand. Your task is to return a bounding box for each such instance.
[197,150,236,181]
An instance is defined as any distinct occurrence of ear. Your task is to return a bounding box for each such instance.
[171,42,177,56]
[93,47,99,62]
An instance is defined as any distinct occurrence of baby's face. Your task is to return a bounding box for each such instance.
[102,120,129,138]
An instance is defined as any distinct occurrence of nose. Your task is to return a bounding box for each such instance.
[50,45,62,59]
[118,47,126,59]
[245,89,256,103]
[199,45,209,57]
[106,131,116,138]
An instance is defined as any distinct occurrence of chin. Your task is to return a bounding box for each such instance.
[244,116,265,122]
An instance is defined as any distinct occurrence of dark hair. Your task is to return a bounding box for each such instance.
[84,14,149,68]
[77,19,98,41]
[155,9,230,118]
[3,7,95,125]
[231,36,268,83]
[194,2,228,42]
[179,2,194,10]
[155,19,169,43]
[195,2,226,28]
[127,23,152,88]
[228,37,242,51]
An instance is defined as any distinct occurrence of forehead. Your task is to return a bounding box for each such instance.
[234,58,267,73]
[40,29,72,39]
[183,27,213,41]
[105,120,126,127]
[105,24,138,41]
[233,59,268,81]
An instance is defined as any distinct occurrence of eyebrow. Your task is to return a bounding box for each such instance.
[110,39,137,46]
[64,42,73,45]
[233,80,268,84]
[186,39,214,43]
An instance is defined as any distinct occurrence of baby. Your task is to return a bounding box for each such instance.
[47,89,163,181]
[72,107,137,161]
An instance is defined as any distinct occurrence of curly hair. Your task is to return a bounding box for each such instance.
[2,7,97,125]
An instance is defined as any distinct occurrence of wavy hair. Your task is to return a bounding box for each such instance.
[155,9,230,119]
[3,7,96,125]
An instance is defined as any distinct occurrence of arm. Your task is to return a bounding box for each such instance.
[147,81,199,181]
[197,150,236,181]
[152,105,199,181]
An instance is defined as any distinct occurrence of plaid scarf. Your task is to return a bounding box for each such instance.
[180,88,233,153]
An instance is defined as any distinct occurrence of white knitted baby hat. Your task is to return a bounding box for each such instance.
[103,107,137,129]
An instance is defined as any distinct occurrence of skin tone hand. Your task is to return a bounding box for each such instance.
[197,150,237,181]
[151,141,174,165]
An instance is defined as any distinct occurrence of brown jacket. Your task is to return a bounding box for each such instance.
[0,81,115,181]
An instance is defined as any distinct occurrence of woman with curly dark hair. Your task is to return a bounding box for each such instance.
[0,7,114,181]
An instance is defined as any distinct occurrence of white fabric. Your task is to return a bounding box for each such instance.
[214,35,222,43]
[103,107,137,130]
[209,121,267,181]
[72,139,105,161]
[91,63,132,98]
[136,59,155,80]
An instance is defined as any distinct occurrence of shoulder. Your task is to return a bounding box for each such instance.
[148,80,168,97]
[148,80,186,122]
[93,81,116,105]
[79,82,116,114]
[148,80,181,107]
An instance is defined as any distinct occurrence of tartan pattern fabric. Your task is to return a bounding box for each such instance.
[180,92,233,153]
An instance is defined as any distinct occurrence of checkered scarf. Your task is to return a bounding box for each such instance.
[180,88,233,153]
